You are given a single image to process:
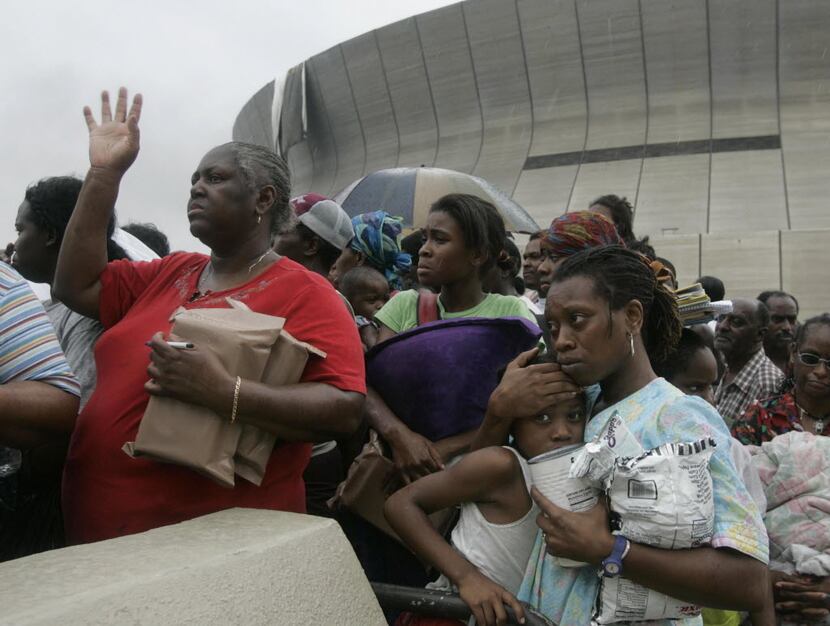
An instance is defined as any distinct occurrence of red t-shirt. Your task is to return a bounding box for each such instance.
[62,253,365,544]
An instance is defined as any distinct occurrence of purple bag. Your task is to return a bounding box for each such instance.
[366,317,542,441]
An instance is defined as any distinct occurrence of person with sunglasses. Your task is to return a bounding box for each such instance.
[732,313,830,444]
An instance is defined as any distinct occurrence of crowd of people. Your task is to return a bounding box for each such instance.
[0,87,828,626]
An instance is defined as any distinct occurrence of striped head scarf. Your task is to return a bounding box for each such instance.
[542,211,623,260]
[349,210,412,290]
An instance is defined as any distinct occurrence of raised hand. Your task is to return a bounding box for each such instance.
[83,87,143,175]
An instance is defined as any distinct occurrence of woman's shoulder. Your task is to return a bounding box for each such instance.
[657,380,732,438]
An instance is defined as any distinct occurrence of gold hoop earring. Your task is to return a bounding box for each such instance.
[628,332,635,357]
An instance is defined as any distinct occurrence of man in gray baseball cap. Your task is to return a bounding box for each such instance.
[273,193,355,278]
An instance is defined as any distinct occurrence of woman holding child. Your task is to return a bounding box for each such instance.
[464,246,769,624]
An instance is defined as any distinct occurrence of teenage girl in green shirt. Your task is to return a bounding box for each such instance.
[368,193,538,484]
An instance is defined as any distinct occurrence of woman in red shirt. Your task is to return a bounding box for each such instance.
[53,88,366,544]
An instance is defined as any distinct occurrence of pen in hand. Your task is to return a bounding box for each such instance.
[145,340,194,349]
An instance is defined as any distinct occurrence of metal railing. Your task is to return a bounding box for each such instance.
[371,583,556,626]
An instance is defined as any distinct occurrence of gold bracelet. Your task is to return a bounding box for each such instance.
[230,376,242,424]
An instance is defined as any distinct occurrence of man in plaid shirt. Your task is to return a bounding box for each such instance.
[714,298,784,427]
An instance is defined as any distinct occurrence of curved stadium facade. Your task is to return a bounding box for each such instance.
[234,0,830,316]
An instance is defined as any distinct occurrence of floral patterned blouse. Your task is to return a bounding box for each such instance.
[731,384,830,445]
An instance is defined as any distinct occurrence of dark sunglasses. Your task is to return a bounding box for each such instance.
[797,352,830,367]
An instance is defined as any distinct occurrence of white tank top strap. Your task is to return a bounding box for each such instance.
[501,445,533,491]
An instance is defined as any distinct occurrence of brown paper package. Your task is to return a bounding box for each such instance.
[235,327,325,485]
[123,299,325,488]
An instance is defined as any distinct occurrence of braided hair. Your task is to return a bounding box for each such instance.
[551,245,682,364]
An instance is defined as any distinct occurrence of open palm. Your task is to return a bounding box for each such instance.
[84,87,143,174]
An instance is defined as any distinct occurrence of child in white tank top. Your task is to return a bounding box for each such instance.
[385,393,587,626]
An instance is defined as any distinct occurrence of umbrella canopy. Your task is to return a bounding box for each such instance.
[334,167,540,234]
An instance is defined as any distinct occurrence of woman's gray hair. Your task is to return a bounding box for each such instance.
[219,141,292,233]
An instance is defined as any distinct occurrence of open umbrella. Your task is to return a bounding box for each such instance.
[334,167,540,234]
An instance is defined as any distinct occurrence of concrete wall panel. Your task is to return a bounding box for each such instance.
[518,0,587,157]
[700,231,780,299]
[416,4,483,174]
[285,142,315,196]
[635,154,709,237]
[375,18,438,169]
[341,33,400,177]
[781,230,830,318]
[513,166,577,228]
[464,0,533,194]
[577,0,647,151]
[568,159,641,213]
[640,0,710,144]
[709,0,778,138]
[303,62,338,196]
[709,150,787,233]
[649,233,701,288]
[779,0,830,230]
[233,81,275,150]
[308,50,366,196]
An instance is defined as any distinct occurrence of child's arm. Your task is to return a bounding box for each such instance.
[384,447,529,626]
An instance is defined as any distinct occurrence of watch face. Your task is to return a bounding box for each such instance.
[604,563,621,576]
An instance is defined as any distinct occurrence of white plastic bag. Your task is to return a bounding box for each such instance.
[593,438,716,624]
[609,439,716,550]
[570,411,644,488]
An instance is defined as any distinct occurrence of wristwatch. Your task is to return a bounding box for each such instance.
[601,535,631,577]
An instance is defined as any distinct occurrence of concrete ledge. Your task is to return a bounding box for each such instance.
[0,508,385,626]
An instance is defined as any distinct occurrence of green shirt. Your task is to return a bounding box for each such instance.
[375,290,539,334]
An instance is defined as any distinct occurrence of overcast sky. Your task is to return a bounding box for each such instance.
[0,0,455,252]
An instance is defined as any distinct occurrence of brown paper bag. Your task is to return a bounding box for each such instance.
[123,305,283,487]
[234,327,326,485]
[328,430,457,545]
